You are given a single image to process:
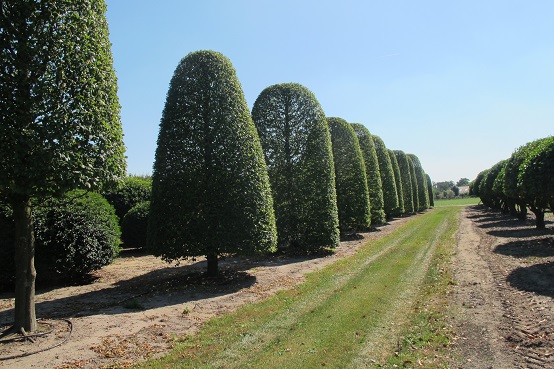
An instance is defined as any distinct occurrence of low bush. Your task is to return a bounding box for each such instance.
[122,201,149,248]
[0,191,120,290]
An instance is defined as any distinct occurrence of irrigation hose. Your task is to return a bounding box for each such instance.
[0,318,73,361]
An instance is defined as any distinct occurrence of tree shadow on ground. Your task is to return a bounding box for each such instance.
[0,251,330,324]
[494,238,554,258]
[506,261,554,298]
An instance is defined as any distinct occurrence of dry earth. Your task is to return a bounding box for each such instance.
[451,205,554,369]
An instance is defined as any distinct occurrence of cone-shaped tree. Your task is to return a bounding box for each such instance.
[407,155,419,210]
[252,83,339,252]
[148,51,277,276]
[372,135,399,219]
[388,149,404,216]
[407,154,430,211]
[351,123,386,224]
[327,117,371,233]
[425,173,435,207]
[393,150,415,214]
[0,0,126,332]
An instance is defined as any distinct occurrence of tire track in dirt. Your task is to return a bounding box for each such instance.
[452,206,554,368]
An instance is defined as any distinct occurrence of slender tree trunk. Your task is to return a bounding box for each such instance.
[11,195,37,332]
[206,253,218,277]
[532,209,546,229]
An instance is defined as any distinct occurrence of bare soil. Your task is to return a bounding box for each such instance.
[450,205,554,369]
[0,217,413,369]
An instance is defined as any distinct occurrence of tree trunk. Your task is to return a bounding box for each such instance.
[11,195,37,332]
[533,210,546,230]
[206,253,218,277]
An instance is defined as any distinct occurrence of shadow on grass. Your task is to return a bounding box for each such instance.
[494,238,554,258]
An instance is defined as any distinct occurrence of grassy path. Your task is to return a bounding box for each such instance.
[140,207,460,368]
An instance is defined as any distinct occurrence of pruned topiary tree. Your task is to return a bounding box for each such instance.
[0,0,126,331]
[372,135,399,219]
[425,173,435,207]
[388,149,404,216]
[327,117,371,233]
[393,150,415,214]
[407,154,430,211]
[351,123,386,225]
[252,83,339,252]
[148,50,277,276]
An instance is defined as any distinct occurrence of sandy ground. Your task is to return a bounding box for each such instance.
[0,216,413,369]
[451,205,554,369]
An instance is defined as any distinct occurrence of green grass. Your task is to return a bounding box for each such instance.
[433,197,480,207]
[138,207,462,368]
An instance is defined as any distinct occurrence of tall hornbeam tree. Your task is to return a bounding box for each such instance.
[148,51,277,276]
[393,150,415,214]
[351,123,386,224]
[0,0,126,332]
[252,83,339,252]
[327,117,371,233]
[407,154,430,211]
[372,135,399,219]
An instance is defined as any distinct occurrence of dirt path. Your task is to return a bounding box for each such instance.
[0,216,413,369]
[451,205,554,368]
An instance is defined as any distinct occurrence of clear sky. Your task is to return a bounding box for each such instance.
[105,0,554,183]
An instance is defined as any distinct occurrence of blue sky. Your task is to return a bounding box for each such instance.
[106,0,554,183]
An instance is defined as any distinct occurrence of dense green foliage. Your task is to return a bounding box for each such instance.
[425,173,435,207]
[0,191,120,290]
[407,154,430,211]
[252,83,339,251]
[0,0,126,198]
[372,135,399,218]
[388,149,405,216]
[0,0,126,330]
[103,176,151,222]
[122,201,150,249]
[393,150,415,214]
[473,136,554,228]
[148,51,277,275]
[351,123,386,224]
[407,155,420,210]
[327,117,371,232]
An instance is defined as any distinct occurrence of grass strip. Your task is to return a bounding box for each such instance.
[139,207,461,368]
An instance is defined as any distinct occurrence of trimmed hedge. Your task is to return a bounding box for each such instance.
[0,191,120,290]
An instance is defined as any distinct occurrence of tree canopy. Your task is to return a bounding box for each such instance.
[407,154,430,211]
[148,50,277,275]
[252,83,339,251]
[327,117,371,232]
[388,149,404,216]
[393,150,415,214]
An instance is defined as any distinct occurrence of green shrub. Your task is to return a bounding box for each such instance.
[393,150,415,214]
[122,201,149,248]
[407,154,430,211]
[103,176,152,222]
[388,149,404,216]
[0,191,120,289]
[372,135,399,219]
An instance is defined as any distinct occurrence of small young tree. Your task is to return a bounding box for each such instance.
[388,149,404,216]
[351,123,386,225]
[372,135,399,219]
[407,154,430,211]
[393,150,415,214]
[252,83,339,251]
[0,0,126,331]
[327,117,371,233]
[148,51,277,276]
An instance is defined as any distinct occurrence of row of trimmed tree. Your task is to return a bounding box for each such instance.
[147,50,433,275]
[470,136,554,229]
